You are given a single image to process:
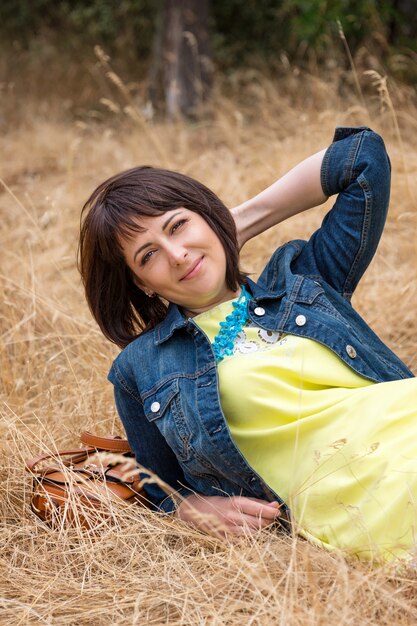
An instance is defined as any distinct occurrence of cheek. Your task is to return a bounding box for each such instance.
[124,259,149,289]
[128,268,147,290]
[205,228,224,254]
[135,266,168,292]
[215,240,227,264]
[132,273,145,287]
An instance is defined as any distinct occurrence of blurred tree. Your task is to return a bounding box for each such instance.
[148,0,212,119]
[0,0,416,82]
[0,0,157,59]
[388,0,417,45]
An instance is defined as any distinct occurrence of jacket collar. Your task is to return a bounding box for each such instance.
[154,302,188,345]
[245,276,285,301]
[154,279,282,345]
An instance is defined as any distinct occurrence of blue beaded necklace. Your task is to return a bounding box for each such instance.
[212,284,250,363]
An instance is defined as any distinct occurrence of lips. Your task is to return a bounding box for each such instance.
[180,256,204,281]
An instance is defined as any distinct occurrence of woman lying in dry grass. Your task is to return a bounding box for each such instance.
[79,126,416,564]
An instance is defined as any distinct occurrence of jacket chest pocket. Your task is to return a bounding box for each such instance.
[294,280,347,323]
[142,378,191,461]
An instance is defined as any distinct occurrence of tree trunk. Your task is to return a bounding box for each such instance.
[388,0,417,44]
[148,0,212,120]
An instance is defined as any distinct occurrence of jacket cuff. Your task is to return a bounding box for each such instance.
[158,487,195,514]
[331,125,372,142]
[320,126,385,198]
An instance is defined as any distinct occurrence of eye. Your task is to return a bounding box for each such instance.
[141,249,155,266]
[170,218,188,234]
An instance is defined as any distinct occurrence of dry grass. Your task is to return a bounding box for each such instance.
[2,51,417,624]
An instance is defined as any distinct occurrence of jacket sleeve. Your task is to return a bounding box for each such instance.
[108,363,194,513]
[300,126,391,299]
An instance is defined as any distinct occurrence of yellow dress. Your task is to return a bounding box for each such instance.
[194,299,417,563]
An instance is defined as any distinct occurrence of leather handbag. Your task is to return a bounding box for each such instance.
[26,431,149,528]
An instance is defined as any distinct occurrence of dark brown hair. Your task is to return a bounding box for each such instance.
[78,166,245,348]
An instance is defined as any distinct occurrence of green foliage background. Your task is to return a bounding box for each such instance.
[1,0,416,70]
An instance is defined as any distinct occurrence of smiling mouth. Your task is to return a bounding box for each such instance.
[180,257,204,281]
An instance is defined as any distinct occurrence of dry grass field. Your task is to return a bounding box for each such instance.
[2,51,417,624]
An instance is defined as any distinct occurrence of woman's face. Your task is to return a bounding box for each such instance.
[120,208,239,315]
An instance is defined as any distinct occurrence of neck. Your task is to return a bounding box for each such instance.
[182,286,242,318]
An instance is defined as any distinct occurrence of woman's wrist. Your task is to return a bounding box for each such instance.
[231,200,263,249]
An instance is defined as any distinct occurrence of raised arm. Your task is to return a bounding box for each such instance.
[231,148,328,249]
[233,127,391,297]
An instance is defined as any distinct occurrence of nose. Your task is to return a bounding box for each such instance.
[166,242,188,266]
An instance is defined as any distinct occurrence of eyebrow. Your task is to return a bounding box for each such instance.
[132,211,183,263]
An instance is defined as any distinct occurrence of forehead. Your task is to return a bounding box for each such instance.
[136,209,186,229]
[119,208,189,238]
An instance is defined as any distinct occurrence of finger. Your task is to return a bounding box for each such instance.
[232,496,281,510]
[199,517,259,539]
[229,511,276,531]
[203,517,272,539]
[244,497,280,505]
[236,496,279,506]
[232,497,281,520]
[223,524,259,537]
[199,509,270,534]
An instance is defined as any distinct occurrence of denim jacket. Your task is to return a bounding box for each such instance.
[108,127,414,518]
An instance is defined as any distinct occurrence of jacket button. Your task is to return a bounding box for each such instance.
[346,344,357,358]
[150,402,160,413]
[254,307,265,316]
[295,315,306,326]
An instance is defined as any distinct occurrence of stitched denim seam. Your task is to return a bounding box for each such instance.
[142,378,179,401]
[343,174,371,297]
[112,364,143,404]
[288,275,304,303]
[271,241,303,288]
[341,129,361,187]
[374,352,411,379]
[140,367,214,401]
[320,142,333,197]
[188,471,222,489]
[337,130,369,297]
[278,275,303,326]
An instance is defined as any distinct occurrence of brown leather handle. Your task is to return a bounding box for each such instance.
[26,433,132,474]
[26,448,94,473]
[80,431,132,453]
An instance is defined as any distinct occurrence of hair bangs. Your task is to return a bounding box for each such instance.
[94,201,167,262]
